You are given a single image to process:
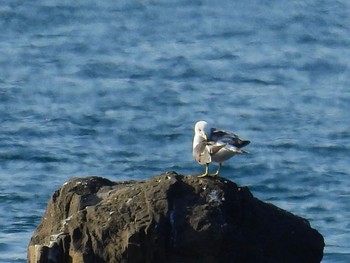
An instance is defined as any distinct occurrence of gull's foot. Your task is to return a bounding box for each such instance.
[210,164,221,177]
[197,173,220,178]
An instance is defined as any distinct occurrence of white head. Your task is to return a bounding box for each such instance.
[194,120,209,141]
[193,121,211,163]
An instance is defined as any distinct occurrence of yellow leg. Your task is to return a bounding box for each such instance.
[198,164,209,178]
[211,163,222,176]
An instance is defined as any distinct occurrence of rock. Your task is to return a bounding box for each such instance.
[28,172,324,263]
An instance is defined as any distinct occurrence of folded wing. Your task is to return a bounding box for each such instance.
[209,128,250,148]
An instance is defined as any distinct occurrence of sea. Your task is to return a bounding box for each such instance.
[0,0,349,262]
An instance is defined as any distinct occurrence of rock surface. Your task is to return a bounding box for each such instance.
[28,172,324,263]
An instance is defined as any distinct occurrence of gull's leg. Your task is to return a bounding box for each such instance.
[198,163,209,178]
[211,163,222,176]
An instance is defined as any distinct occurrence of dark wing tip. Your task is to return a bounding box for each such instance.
[239,140,250,147]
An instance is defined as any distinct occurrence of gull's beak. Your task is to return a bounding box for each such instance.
[202,133,208,142]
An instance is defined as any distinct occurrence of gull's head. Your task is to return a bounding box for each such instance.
[194,120,209,141]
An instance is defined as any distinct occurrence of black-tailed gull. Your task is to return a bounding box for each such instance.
[192,120,250,177]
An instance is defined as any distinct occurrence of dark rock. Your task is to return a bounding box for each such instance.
[28,172,324,263]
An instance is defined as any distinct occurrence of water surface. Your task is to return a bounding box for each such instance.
[1,1,349,262]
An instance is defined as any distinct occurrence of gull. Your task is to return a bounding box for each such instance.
[192,120,250,177]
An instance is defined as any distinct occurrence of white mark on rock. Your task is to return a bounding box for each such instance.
[62,215,73,227]
[207,190,222,204]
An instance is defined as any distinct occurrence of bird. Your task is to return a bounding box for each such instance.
[192,120,250,177]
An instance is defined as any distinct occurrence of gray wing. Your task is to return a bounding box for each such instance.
[209,128,250,148]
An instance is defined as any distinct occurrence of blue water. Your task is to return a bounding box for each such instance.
[1,0,349,262]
